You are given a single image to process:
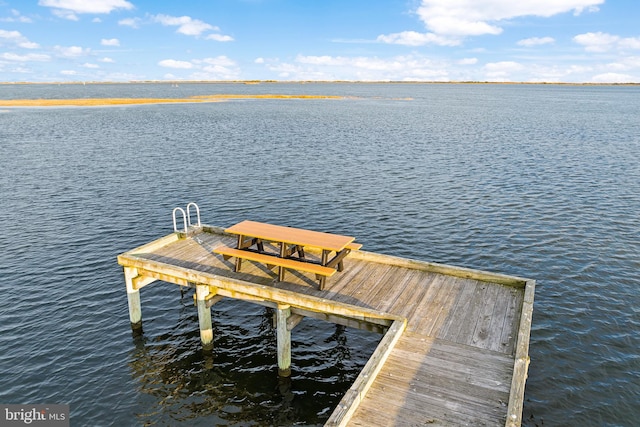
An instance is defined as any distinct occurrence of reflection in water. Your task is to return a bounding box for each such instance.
[127,296,381,426]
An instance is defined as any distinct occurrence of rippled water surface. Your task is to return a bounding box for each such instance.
[1,83,639,426]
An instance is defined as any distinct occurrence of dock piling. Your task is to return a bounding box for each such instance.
[196,284,214,351]
[276,304,292,377]
[124,267,143,333]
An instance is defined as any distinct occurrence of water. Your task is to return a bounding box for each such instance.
[1,83,639,426]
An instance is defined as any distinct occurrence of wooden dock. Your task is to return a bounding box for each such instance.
[117,225,534,426]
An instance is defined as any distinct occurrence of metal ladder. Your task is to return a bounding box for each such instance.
[172,202,201,234]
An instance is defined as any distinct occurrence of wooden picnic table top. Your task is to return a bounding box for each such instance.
[224,220,355,252]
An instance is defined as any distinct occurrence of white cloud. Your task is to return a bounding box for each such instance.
[267,54,450,81]
[618,37,640,51]
[1,52,50,62]
[99,57,115,63]
[0,9,33,23]
[254,57,265,64]
[101,38,120,46]
[572,32,640,53]
[296,55,344,66]
[424,17,502,37]
[377,31,460,46]
[457,58,478,65]
[82,63,99,68]
[591,72,634,83]
[376,0,601,45]
[605,62,628,72]
[19,41,40,49]
[60,69,77,75]
[157,56,241,80]
[198,56,237,67]
[205,33,234,42]
[191,56,240,79]
[8,67,33,74]
[517,36,555,47]
[484,61,525,79]
[51,8,78,20]
[0,29,22,41]
[55,45,90,57]
[416,0,604,37]
[38,0,134,14]
[573,32,618,52]
[118,17,140,28]
[484,61,525,71]
[158,59,193,69]
[152,14,216,36]
[620,56,640,68]
[0,30,41,49]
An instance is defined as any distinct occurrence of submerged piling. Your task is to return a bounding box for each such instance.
[276,304,292,377]
[196,284,214,351]
[124,267,143,333]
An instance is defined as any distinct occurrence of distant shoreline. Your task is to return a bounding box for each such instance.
[1,80,639,86]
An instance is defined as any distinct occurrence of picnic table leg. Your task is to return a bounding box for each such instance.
[318,250,330,290]
[234,235,243,272]
[278,243,286,281]
[327,249,351,272]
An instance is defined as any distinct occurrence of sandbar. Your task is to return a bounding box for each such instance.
[0,94,347,107]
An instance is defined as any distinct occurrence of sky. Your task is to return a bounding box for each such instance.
[1,0,639,83]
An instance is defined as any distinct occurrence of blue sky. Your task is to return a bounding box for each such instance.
[1,0,639,83]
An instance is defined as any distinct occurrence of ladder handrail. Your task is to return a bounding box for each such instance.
[172,207,187,233]
[186,202,201,228]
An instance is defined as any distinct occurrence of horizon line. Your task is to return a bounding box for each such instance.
[2,80,639,86]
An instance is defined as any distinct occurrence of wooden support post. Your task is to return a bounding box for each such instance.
[196,284,214,351]
[278,243,287,282]
[234,235,244,272]
[124,267,143,333]
[276,304,292,377]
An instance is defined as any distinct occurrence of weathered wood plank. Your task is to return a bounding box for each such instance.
[364,381,506,426]
[384,270,437,322]
[414,275,466,336]
[347,263,401,309]
[498,286,523,356]
[485,285,518,353]
[353,334,513,425]
[326,319,406,427]
[434,278,479,341]
[371,267,423,313]
[325,259,369,295]
[332,261,390,302]
[350,249,529,286]
[505,280,535,427]
[469,282,500,349]
[446,280,493,348]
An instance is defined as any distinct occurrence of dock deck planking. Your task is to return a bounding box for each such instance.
[433,277,480,340]
[350,333,514,426]
[118,226,533,426]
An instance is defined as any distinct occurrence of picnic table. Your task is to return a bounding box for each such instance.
[214,220,361,289]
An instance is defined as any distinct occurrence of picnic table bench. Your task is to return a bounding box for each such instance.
[214,220,361,289]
